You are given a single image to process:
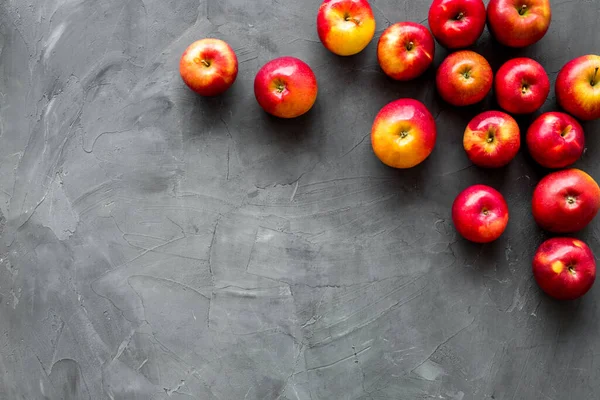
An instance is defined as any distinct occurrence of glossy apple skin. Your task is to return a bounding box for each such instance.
[371,99,436,169]
[317,0,376,56]
[532,169,600,233]
[495,58,550,114]
[487,0,551,48]
[436,50,493,106]
[526,112,585,169]
[463,111,520,168]
[179,39,238,96]
[428,0,486,49]
[254,57,318,119]
[452,185,509,243]
[533,238,596,300]
[377,22,435,81]
[556,55,600,121]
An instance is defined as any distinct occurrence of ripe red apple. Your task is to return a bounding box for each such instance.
[556,55,600,121]
[532,169,600,233]
[179,39,238,96]
[495,58,550,114]
[428,0,486,49]
[526,112,585,169]
[487,0,551,48]
[317,0,376,56]
[463,111,520,168]
[254,57,318,119]
[436,50,493,106]
[533,238,596,300]
[377,22,435,81]
[452,184,509,243]
[371,99,436,169]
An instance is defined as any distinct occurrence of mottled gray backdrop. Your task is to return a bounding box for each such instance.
[1,0,599,399]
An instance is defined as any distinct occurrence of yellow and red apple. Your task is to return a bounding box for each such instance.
[371,99,436,169]
[526,112,585,169]
[487,0,551,48]
[254,57,318,119]
[556,55,600,121]
[377,22,435,81]
[533,238,596,300]
[179,39,238,96]
[317,0,376,56]
[452,184,509,243]
[436,50,493,106]
[532,169,600,233]
[463,111,520,168]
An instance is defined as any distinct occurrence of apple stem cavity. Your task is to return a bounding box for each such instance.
[518,4,527,15]
[566,195,576,205]
[591,67,599,86]
[561,125,572,137]
[521,84,529,94]
[344,13,361,25]
[406,42,414,51]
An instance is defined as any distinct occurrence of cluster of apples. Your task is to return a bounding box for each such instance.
[178,0,600,301]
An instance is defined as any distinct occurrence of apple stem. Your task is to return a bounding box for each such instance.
[201,59,211,68]
[344,15,360,25]
[591,67,599,86]
[518,4,527,15]
[406,42,414,51]
[455,12,464,20]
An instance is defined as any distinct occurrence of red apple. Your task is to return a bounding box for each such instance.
[179,39,238,96]
[526,112,585,169]
[556,55,600,121]
[317,0,376,56]
[487,0,551,48]
[533,238,596,300]
[371,99,436,169]
[428,0,486,49]
[377,22,435,81]
[532,169,600,233]
[254,57,318,119]
[452,184,509,243]
[463,111,520,168]
[495,58,550,114]
[436,50,493,106]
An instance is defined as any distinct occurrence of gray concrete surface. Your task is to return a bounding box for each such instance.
[1,0,599,399]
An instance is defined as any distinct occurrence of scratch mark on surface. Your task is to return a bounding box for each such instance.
[165,380,185,396]
[340,132,370,160]
[275,343,305,400]
[290,179,299,202]
[112,328,136,362]
[411,317,476,374]
[137,358,148,370]
[17,194,47,230]
[511,349,532,400]
[306,346,371,372]
[437,164,474,177]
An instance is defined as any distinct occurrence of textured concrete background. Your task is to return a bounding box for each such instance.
[1,0,599,399]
